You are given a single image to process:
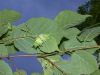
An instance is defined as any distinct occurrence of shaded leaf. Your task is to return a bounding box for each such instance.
[33,34,49,47]
[6,45,17,54]
[64,27,80,39]
[2,25,35,44]
[2,26,32,45]
[78,26,100,41]
[0,44,8,57]
[62,38,81,51]
[90,70,100,75]
[0,24,8,37]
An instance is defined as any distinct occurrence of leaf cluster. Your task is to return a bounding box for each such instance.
[0,9,100,75]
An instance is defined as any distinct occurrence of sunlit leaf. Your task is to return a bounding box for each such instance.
[55,10,91,29]
[57,51,98,75]
[40,56,62,75]
[39,36,59,53]
[19,18,63,44]
[0,60,13,75]
[33,34,49,47]
[41,60,53,75]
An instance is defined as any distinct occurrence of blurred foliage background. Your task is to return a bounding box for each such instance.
[77,0,100,44]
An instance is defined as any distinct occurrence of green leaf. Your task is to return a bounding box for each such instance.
[0,44,8,57]
[2,25,35,45]
[62,38,81,51]
[0,60,13,75]
[57,51,98,75]
[10,26,27,38]
[2,26,29,45]
[0,23,13,38]
[90,70,100,75]
[55,10,90,29]
[13,70,27,75]
[64,27,80,39]
[31,72,44,75]
[60,38,98,54]
[82,40,99,54]
[19,18,63,44]
[0,24,8,37]
[39,36,59,53]
[14,37,38,54]
[33,34,49,47]
[0,9,21,23]
[78,26,100,41]
[6,45,17,54]
[47,56,63,75]
[41,60,53,75]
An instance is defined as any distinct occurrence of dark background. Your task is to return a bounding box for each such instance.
[0,0,88,75]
